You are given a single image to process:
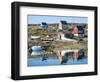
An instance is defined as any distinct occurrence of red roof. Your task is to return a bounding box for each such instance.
[72,26,79,34]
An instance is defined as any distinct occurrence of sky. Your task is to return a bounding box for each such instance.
[28,15,88,24]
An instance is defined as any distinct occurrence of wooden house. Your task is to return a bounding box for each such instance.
[71,25,84,38]
[41,22,48,29]
[59,20,68,30]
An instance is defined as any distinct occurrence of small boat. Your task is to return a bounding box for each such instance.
[31,36,40,40]
[31,46,44,55]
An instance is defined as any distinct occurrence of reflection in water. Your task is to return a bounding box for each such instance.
[28,47,87,66]
[56,49,86,64]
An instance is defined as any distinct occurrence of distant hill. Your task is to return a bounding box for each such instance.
[28,23,87,27]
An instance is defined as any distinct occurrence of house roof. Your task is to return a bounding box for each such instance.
[41,22,48,29]
[77,26,84,34]
[42,22,48,25]
[60,21,67,25]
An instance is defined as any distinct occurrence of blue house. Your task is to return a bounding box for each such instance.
[41,22,48,29]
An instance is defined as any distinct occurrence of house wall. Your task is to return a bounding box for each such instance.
[59,22,63,29]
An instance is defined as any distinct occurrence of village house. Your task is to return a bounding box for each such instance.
[59,20,68,30]
[57,20,67,40]
[41,22,48,29]
[28,21,87,41]
[71,25,85,38]
[57,29,64,40]
[57,20,74,40]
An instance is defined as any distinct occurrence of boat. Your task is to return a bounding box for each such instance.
[31,46,44,55]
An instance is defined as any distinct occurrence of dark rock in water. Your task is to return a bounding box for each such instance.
[29,48,32,53]
[77,55,85,60]
[61,56,68,64]
[78,50,85,60]
[42,57,47,61]
[42,54,48,61]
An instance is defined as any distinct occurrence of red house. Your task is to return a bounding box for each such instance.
[71,25,84,37]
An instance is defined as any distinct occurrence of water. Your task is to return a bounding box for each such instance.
[27,57,87,67]
[28,46,87,67]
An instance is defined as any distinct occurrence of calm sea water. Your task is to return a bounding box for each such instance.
[27,57,87,67]
[28,46,87,67]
